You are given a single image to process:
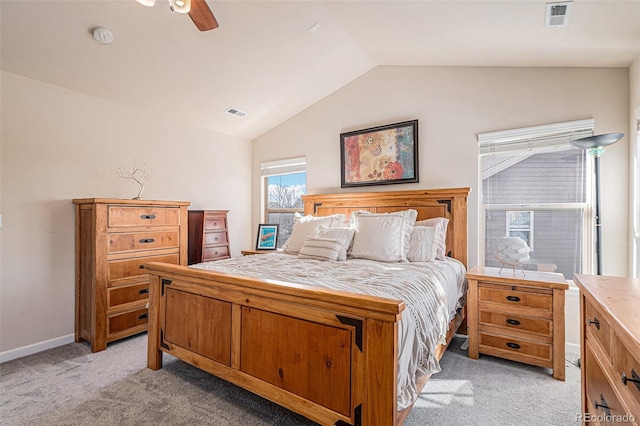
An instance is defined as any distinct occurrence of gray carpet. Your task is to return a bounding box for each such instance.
[0,334,580,425]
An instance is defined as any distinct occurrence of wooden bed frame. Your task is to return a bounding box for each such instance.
[145,187,469,426]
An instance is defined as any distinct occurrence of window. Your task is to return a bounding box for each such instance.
[506,211,534,250]
[479,119,594,279]
[261,158,306,248]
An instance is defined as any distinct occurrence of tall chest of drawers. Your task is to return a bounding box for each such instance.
[467,266,569,380]
[187,210,230,264]
[73,198,189,352]
[574,274,640,424]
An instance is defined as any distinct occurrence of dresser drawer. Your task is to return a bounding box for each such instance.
[479,310,552,339]
[479,332,552,365]
[204,231,228,246]
[584,297,611,357]
[108,206,180,228]
[108,230,179,254]
[478,284,553,317]
[614,336,640,412]
[108,282,149,309]
[204,214,227,230]
[584,340,627,421]
[203,245,230,261]
[108,253,179,284]
[108,307,148,336]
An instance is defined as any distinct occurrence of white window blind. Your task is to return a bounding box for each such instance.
[260,157,306,177]
[478,119,594,156]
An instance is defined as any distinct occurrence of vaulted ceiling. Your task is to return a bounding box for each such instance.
[2,0,639,140]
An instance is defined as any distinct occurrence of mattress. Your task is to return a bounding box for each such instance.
[192,252,467,410]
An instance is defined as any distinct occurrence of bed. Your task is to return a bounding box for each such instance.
[144,187,469,426]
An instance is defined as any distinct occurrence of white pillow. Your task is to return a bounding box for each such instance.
[407,226,438,262]
[315,226,355,261]
[415,217,449,260]
[350,209,418,262]
[298,237,343,261]
[282,213,346,254]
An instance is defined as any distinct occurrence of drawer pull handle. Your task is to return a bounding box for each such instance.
[506,342,521,350]
[594,394,611,416]
[138,289,149,295]
[214,237,219,241]
[587,317,600,330]
[506,296,521,302]
[139,238,155,244]
[138,313,149,320]
[139,264,145,269]
[621,369,640,391]
[140,214,156,220]
[506,319,521,326]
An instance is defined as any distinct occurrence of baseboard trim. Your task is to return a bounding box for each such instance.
[0,334,75,363]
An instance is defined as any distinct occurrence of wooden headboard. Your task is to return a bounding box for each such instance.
[302,187,470,267]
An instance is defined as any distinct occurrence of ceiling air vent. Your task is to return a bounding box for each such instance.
[545,2,572,27]
[225,107,247,118]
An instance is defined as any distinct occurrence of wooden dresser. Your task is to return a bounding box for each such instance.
[187,210,230,264]
[467,266,569,380]
[574,274,640,424]
[73,198,189,352]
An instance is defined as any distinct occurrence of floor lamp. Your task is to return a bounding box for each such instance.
[571,133,624,275]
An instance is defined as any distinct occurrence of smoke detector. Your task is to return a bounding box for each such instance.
[545,2,573,27]
[92,27,114,44]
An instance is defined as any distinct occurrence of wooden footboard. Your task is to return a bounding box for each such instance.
[145,261,405,426]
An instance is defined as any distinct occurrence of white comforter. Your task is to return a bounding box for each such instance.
[191,252,467,410]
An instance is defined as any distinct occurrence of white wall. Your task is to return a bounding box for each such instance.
[629,56,640,279]
[253,65,631,353]
[0,71,253,359]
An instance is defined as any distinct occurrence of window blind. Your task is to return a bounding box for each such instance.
[478,119,594,156]
[260,157,306,177]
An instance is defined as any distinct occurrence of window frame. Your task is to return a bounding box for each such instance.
[478,119,595,277]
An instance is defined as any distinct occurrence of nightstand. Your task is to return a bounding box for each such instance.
[241,250,276,256]
[466,266,569,380]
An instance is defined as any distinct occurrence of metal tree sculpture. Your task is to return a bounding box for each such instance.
[117,162,151,200]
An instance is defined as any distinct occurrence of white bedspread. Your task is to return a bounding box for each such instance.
[191,253,467,410]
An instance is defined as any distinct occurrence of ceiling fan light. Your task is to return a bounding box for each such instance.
[169,0,191,14]
[136,0,156,7]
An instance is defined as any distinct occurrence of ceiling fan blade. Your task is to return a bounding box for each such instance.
[188,0,219,31]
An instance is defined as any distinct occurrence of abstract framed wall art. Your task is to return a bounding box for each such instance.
[340,120,419,188]
[255,224,278,250]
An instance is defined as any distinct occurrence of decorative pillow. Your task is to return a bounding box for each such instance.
[297,237,343,261]
[407,225,438,262]
[282,213,346,254]
[315,226,356,261]
[415,217,449,260]
[350,209,418,262]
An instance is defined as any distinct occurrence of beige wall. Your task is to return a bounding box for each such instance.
[253,66,630,275]
[630,56,640,278]
[0,71,252,358]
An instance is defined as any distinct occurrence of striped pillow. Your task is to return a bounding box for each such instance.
[297,237,344,261]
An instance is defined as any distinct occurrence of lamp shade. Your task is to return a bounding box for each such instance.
[571,133,624,150]
[136,0,156,6]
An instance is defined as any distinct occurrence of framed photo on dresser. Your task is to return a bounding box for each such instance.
[255,224,278,250]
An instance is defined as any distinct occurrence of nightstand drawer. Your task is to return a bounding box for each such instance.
[479,310,552,339]
[479,332,552,364]
[204,214,227,230]
[203,245,230,261]
[204,231,228,246]
[479,284,552,317]
[108,206,180,227]
[108,230,179,254]
[584,297,611,357]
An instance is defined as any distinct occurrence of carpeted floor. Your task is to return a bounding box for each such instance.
[0,334,581,425]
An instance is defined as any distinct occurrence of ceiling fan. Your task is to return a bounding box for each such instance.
[136,0,219,31]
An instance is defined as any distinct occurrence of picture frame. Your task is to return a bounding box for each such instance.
[340,119,419,188]
[255,224,278,250]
